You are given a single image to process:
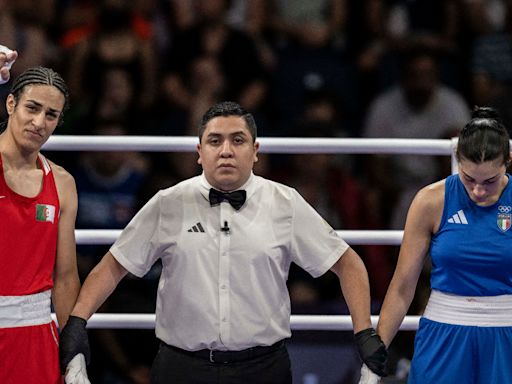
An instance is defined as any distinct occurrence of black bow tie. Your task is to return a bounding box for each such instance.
[209,188,247,210]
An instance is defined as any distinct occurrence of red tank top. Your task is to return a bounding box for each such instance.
[0,153,60,295]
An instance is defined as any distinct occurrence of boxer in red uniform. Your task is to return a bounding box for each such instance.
[0,66,81,383]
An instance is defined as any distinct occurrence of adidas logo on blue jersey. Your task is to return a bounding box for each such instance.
[447,210,468,224]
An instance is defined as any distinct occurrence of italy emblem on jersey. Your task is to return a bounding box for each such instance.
[497,205,512,232]
[36,204,56,223]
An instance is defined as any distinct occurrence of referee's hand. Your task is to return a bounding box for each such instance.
[59,316,91,374]
[354,328,388,377]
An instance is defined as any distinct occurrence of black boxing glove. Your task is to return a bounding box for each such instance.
[59,315,90,374]
[354,328,388,377]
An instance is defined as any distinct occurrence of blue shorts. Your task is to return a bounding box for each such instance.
[408,317,512,384]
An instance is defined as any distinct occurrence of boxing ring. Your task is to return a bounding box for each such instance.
[45,136,459,331]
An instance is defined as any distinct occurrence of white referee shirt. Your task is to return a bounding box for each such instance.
[110,172,348,351]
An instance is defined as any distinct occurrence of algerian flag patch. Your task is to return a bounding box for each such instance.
[36,204,56,223]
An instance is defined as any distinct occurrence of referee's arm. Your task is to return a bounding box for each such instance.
[330,247,373,333]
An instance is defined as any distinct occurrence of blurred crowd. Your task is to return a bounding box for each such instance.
[2,0,512,382]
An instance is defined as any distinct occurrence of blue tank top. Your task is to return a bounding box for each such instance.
[430,173,512,295]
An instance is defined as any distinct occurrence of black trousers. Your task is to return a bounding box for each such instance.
[150,342,292,384]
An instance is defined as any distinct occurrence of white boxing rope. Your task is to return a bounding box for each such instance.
[76,229,122,245]
[63,136,435,332]
[71,229,413,330]
[72,229,412,330]
[52,313,420,331]
[75,229,404,245]
[44,135,454,155]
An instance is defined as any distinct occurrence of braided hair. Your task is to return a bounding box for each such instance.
[1,66,69,131]
[456,106,510,165]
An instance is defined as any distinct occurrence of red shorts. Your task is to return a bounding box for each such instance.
[0,321,63,384]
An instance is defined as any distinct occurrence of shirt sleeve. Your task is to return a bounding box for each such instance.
[289,190,349,278]
[110,192,164,277]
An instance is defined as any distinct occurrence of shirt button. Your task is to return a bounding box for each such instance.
[222,318,227,322]
[221,285,227,289]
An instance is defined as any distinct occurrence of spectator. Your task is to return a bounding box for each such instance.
[160,0,269,136]
[65,0,157,118]
[468,0,512,131]
[362,47,470,229]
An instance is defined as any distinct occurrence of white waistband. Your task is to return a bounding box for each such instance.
[0,290,52,328]
[423,290,512,327]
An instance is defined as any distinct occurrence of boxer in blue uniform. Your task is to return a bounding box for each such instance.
[375,106,512,384]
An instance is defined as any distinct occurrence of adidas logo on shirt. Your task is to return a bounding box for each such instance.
[187,222,205,233]
[447,210,468,224]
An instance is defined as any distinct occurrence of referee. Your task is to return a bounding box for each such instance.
[59,101,387,383]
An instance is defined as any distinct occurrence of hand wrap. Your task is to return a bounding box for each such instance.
[354,328,388,377]
[59,316,90,374]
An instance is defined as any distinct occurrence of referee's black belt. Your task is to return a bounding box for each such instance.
[163,340,286,364]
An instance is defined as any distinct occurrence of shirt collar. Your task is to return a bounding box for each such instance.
[199,172,257,204]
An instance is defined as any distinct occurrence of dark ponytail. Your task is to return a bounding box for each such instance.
[456,106,510,165]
